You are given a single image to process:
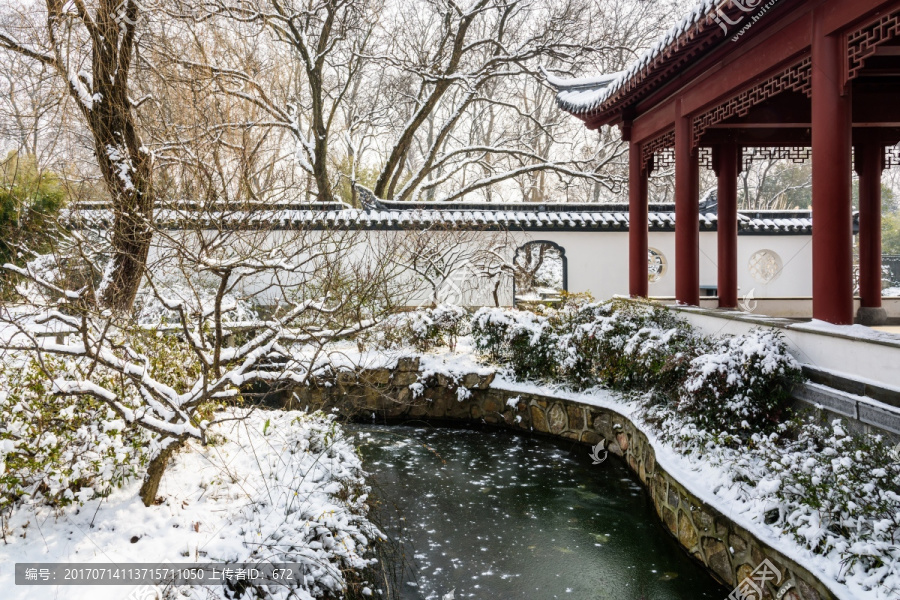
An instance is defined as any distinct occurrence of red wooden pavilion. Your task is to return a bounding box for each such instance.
[554,0,900,325]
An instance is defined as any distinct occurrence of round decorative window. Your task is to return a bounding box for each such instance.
[648,248,667,283]
[748,249,783,284]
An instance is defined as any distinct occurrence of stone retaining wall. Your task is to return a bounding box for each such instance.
[276,359,836,600]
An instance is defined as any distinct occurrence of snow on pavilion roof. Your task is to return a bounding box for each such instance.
[549,0,723,117]
[66,201,814,234]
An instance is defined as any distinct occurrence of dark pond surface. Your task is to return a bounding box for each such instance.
[351,424,728,600]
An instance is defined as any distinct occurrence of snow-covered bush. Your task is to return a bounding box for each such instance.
[471,306,515,361]
[471,307,559,380]
[473,303,801,437]
[474,299,702,393]
[0,357,155,509]
[557,299,700,392]
[677,329,802,432]
[195,411,382,600]
[750,419,900,587]
[404,304,469,352]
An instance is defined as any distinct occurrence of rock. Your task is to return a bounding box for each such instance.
[475,373,495,389]
[695,510,715,533]
[430,392,451,417]
[392,372,419,386]
[530,406,549,432]
[566,405,585,430]
[677,511,699,550]
[395,387,411,404]
[855,306,888,326]
[482,397,501,414]
[470,404,483,419]
[361,368,391,385]
[592,413,612,439]
[607,441,623,456]
[701,537,734,586]
[548,404,567,434]
[408,401,429,417]
[645,451,656,476]
[396,357,420,372]
[462,373,481,388]
[663,508,677,535]
[794,578,822,600]
[581,431,601,445]
[336,371,356,386]
[730,534,748,557]
[667,486,680,509]
[616,431,629,452]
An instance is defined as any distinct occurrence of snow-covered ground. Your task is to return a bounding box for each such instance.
[0,410,380,600]
[884,287,900,297]
[2,332,898,600]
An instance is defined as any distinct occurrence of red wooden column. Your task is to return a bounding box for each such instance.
[811,20,854,324]
[675,108,700,306]
[855,140,887,325]
[629,140,649,298]
[713,143,740,309]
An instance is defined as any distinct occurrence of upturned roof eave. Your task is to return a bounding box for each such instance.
[556,1,771,124]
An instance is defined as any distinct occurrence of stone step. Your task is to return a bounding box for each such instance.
[793,380,900,438]
[801,364,900,409]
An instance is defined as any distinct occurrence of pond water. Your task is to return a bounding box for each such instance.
[352,424,728,600]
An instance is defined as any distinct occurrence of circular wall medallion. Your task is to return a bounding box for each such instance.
[648,248,667,283]
[748,249,783,284]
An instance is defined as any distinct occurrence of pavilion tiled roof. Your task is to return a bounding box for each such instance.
[550,0,733,120]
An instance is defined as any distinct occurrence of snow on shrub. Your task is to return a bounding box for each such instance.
[0,357,155,508]
[557,299,701,392]
[474,299,705,394]
[746,419,900,589]
[471,307,559,380]
[405,304,469,352]
[163,410,381,600]
[677,329,802,432]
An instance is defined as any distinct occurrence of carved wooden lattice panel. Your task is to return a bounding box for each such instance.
[698,147,713,170]
[641,130,675,171]
[692,57,812,147]
[848,9,900,82]
[742,146,810,171]
[886,144,900,170]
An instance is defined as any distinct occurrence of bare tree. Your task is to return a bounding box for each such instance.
[0,208,412,505]
[0,1,160,312]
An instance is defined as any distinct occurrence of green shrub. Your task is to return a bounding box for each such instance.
[0,153,66,294]
[406,304,469,352]
[471,307,559,380]
[750,418,900,582]
[677,329,802,432]
[473,302,801,437]
[0,357,153,509]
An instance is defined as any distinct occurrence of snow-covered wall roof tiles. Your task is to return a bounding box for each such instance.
[66,202,814,235]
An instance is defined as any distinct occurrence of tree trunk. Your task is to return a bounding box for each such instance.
[139,441,182,507]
